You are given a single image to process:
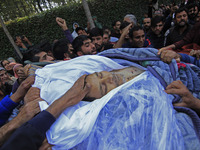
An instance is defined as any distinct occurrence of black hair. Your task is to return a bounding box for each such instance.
[151,16,165,27]
[0,60,8,68]
[22,48,41,62]
[72,35,91,55]
[52,39,71,60]
[103,31,111,38]
[38,40,52,53]
[174,7,189,18]
[89,27,103,37]
[120,21,131,30]
[129,26,144,39]
[75,27,86,33]
[112,20,121,27]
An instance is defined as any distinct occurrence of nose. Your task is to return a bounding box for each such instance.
[91,43,95,49]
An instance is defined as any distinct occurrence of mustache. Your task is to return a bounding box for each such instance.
[180,20,186,22]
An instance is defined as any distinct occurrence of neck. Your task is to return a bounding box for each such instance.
[178,25,187,34]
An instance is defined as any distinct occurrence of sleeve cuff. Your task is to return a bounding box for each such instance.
[28,110,56,135]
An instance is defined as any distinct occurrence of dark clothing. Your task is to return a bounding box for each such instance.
[103,43,114,51]
[174,22,200,49]
[122,39,153,48]
[1,110,56,150]
[0,95,18,127]
[63,29,74,43]
[11,79,20,94]
[111,31,121,39]
[165,24,193,46]
[146,30,165,49]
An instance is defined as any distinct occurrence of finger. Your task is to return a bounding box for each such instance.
[173,102,186,107]
[165,80,183,90]
[39,141,52,150]
[158,48,164,55]
[160,50,166,60]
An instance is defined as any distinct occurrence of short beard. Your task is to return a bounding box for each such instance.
[95,44,103,52]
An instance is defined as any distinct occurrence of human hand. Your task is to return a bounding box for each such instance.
[56,17,68,30]
[22,35,28,42]
[165,80,198,109]
[189,49,200,60]
[121,24,132,38]
[16,98,42,126]
[46,75,91,118]
[63,74,91,106]
[39,138,53,150]
[159,50,181,63]
[10,76,35,103]
[24,87,40,104]
[16,36,22,43]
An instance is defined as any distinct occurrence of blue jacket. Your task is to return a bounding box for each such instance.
[0,95,19,126]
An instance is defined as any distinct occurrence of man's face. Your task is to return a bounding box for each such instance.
[175,11,188,27]
[103,33,110,44]
[91,36,103,52]
[85,71,124,99]
[67,43,76,58]
[77,30,87,36]
[35,51,54,62]
[188,6,198,19]
[84,67,144,99]
[151,21,164,36]
[196,11,200,22]
[15,66,27,80]
[114,21,121,31]
[131,29,145,48]
[143,18,151,30]
[79,39,97,55]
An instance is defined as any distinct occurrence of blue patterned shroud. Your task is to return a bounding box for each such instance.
[72,71,199,150]
[73,48,200,149]
[34,48,200,150]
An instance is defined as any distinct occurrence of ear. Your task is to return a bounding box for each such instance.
[77,51,83,56]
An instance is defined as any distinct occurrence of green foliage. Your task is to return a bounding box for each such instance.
[0,0,172,60]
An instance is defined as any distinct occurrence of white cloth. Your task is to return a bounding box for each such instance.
[33,55,126,149]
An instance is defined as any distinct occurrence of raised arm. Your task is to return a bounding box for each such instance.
[56,17,73,43]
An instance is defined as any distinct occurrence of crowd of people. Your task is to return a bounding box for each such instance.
[0,0,200,149]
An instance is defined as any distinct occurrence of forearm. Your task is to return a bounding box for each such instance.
[26,40,33,46]
[114,37,125,48]
[163,44,176,50]
[0,115,23,146]
[63,30,73,43]
[20,43,27,49]
[191,97,200,114]
[0,111,55,150]
[46,95,74,118]
[179,53,200,67]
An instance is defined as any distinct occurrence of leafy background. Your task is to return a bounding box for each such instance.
[0,0,173,60]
